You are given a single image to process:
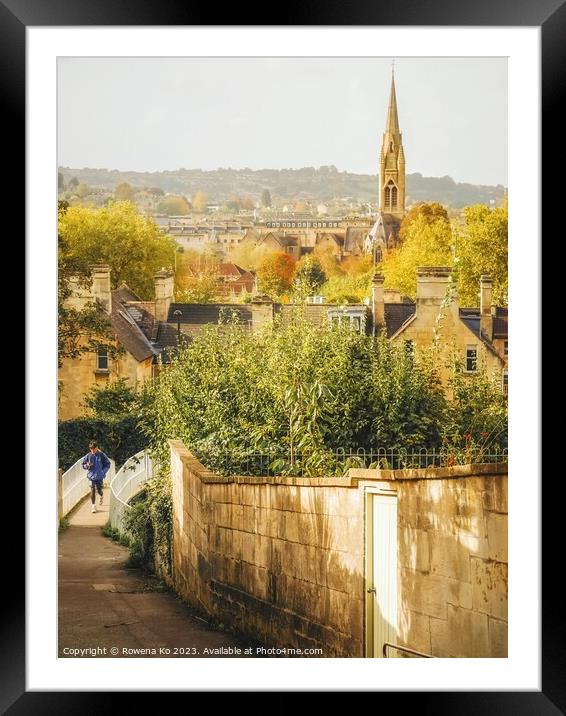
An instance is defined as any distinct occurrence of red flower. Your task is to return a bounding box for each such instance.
[464,433,472,442]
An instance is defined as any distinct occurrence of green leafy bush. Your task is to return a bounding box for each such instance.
[136,315,504,477]
[58,415,147,471]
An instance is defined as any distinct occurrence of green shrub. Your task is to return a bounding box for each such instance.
[136,316,504,476]
[58,415,146,471]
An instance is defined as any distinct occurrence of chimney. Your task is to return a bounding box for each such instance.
[90,264,111,313]
[480,274,493,340]
[371,273,385,334]
[154,268,175,322]
[416,267,452,305]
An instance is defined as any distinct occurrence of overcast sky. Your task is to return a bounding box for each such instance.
[58,57,507,186]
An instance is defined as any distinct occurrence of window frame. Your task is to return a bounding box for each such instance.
[465,344,478,373]
[96,346,109,372]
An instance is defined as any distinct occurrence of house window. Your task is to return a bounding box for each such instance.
[504,340,508,357]
[350,316,361,332]
[465,345,477,373]
[503,369,508,395]
[96,347,108,371]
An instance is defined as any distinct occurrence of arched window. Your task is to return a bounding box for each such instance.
[384,186,391,208]
[391,185,398,208]
[375,247,383,263]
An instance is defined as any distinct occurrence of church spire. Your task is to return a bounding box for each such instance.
[386,66,400,136]
[378,62,406,220]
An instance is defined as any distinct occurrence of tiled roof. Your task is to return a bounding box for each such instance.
[458,309,503,357]
[124,301,156,340]
[152,323,181,363]
[275,304,330,328]
[493,307,508,338]
[383,303,416,337]
[110,285,158,363]
[218,262,246,278]
[167,303,254,325]
[344,227,366,253]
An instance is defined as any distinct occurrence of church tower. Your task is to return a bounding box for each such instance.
[379,69,405,219]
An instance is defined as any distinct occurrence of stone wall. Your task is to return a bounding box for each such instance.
[169,440,507,657]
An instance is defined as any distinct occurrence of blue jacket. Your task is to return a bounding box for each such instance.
[82,450,111,483]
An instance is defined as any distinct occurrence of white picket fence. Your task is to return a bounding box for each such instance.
[61,455,116,517]
[109,450,154,534]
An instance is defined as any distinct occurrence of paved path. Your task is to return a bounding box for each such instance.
[58,495,253,658]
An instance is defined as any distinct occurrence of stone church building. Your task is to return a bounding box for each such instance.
[365,71,406,262]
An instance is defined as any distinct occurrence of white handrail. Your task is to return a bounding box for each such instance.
[109,449,154,533]
[61,454,116,517]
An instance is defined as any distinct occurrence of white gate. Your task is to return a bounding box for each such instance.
[365,489,398,658]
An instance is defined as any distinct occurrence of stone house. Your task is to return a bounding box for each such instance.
[58,265,160,421]
[372,268,507,390]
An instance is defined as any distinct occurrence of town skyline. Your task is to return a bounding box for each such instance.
[58,57,507,187]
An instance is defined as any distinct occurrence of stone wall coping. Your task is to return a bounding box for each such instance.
[168,440,507,486]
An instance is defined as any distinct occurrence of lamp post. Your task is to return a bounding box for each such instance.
[173,309,182,343]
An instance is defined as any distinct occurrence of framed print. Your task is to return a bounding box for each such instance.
[11,0,555,706]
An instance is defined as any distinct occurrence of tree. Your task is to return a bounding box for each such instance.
[68,176,79,189]
[57,200,117,367]
[381,215,454,299]
[399,202,449,243]
[148,186,165,196]
[58,201,176,298]
[176,274,219,303]
[261,189,272,207]
[193,191,208,212]
[293,255,326,300]
[75,182,91,199]
[115,182,136,201]
[226,198,242,213]
[455,202,508,306]
[82,377,137,418]
[175,251,220,302]
[58,172,65,192]
[257,252,296,298]
[157,195,190,216]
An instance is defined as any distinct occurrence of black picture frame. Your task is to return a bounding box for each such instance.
[12,0,555,708]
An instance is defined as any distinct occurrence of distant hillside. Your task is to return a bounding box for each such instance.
[58,166,506,209]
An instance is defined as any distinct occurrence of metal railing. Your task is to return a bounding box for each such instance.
[383,642,433,658]
[109,450,154,534]
[61,456,116,517]
[194,446,508,478]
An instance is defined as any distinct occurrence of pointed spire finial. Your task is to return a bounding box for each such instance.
[385,63,399,135]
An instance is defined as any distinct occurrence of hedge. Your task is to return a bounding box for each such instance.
[58,415,147,471]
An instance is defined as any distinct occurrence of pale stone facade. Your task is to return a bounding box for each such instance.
[58,265,160,421]
[167,440,507,658]
[383,268,506,388]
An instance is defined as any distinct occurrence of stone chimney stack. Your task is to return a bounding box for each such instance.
[480,274,493,340]
[90,265,111,313]
[154,268,175,322]
[371,273,385,333]
[416,267,453,305]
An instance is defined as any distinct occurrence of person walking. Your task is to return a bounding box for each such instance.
[82,441,111,513]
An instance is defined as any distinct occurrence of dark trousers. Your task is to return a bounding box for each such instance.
[90,481,103,503]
